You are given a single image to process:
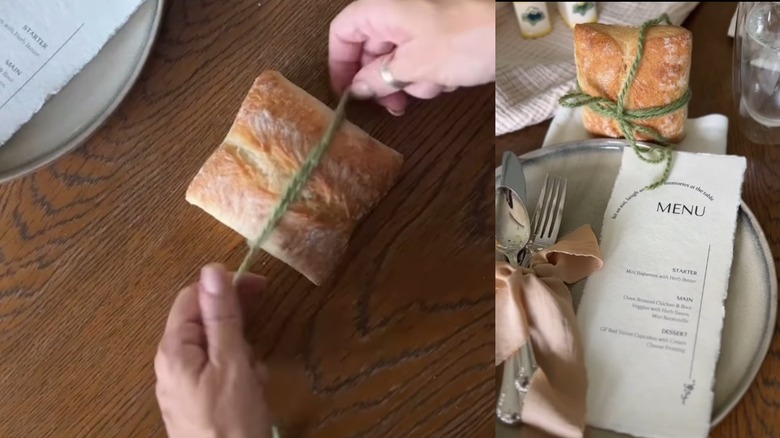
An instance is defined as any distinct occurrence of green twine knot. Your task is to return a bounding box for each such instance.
[558,13,691,190]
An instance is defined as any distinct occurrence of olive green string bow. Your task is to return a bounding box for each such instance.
[558,13,692,190]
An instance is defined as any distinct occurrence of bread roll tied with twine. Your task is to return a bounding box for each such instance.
[559,14,692,190]
[186,71,404,286]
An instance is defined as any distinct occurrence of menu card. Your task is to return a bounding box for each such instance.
[577,150,746,438]
[0,0,143,145]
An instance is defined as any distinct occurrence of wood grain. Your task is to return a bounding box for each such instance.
[496,3,780,437]
[0,1,494,437]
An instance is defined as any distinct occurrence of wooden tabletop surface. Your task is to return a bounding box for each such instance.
[0,1,494,436]
[497,2,780,437]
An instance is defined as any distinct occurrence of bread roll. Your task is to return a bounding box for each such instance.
[186,71,404,285]
[574,22,692,142]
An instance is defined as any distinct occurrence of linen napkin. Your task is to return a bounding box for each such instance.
[496,225,604,438]
[543,107,730,155]
[496,2,700,136]
[577,150,746,438]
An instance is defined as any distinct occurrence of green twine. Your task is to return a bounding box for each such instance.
[558,13,692,190]
[232,91,351,285]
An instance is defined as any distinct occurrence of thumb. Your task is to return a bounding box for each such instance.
[199,263,245,363]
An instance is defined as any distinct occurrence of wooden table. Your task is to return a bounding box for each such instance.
[0,1,494,436]
[497,3,780,437]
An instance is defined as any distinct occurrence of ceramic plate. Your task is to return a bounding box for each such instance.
[0,0,164,183]
[496,139,777,438]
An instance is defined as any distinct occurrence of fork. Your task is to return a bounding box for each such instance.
[497,174,568,425]
[520,174,568,267]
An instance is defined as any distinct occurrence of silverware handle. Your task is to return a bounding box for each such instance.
[506,249,522,267]
[497,345,539,425]
[517,252,528,267]
[519,245,539,268]
[496,355,523,425]
[496,249,539,425]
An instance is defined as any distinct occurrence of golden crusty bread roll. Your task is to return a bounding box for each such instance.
[186,71,404,285]
[574,22,692,142]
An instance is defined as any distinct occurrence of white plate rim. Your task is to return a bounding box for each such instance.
[0,0,165,184]
[496,139,778,429]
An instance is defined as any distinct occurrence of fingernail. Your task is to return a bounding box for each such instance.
[201,264,228,296]
[350,82,373,99]
[388,108,404,117]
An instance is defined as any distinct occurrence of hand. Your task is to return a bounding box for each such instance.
[155,264,272,438]
[329,0,495,116]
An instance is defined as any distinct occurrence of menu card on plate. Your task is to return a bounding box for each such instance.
[577,150,746,438]
[0,0,144,146]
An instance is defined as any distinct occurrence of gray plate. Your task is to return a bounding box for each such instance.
[496,139,777,438]
[0,0,164,183]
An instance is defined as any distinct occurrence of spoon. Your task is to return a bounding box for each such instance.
[495,186,532,425]
[495,187,531,266]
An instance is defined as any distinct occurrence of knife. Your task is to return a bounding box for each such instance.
[499,151,527,204]
[498,151,530,264]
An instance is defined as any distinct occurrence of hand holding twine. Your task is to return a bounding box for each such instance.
[558,14,692,190]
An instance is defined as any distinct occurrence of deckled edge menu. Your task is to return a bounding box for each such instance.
[577,149,746,438]
[0,0,144,145]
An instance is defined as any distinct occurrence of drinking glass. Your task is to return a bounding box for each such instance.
[733,2,780,144]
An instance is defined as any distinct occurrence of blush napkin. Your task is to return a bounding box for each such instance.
[577,150,746,438]
[496,225,603,438]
